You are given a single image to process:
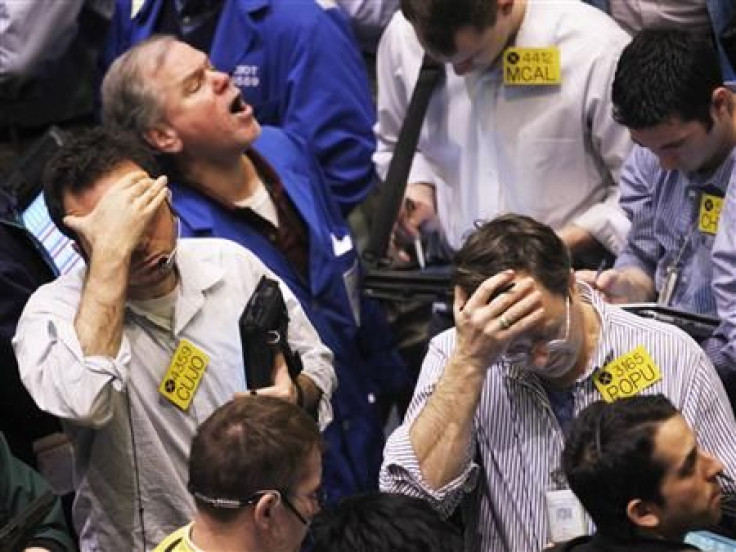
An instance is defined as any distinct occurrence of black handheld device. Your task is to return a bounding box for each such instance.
[239,275,303,389]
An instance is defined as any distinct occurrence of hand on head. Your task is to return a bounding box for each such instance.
[453,270,546,369]
[63,172,169,258]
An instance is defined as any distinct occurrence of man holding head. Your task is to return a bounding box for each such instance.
[380,214,736,552]
[375,0,633,266]
[576,29,736,396]
[12,129,335,551]
[155,395,323,552]
[101,36,407,503]
[557,395,726,551]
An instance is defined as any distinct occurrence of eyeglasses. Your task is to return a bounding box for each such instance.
[190,488,325,526]
[503,296,571,364]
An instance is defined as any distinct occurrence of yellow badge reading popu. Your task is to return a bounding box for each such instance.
[158,339,210,411]
[593,346,662,403]
[503,47,561,86]
[698,193,723,235]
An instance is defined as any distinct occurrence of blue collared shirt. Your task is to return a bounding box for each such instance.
[615,145,736,315]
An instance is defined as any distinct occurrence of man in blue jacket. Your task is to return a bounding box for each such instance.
[103,0,377,215]
[102,36,407,503]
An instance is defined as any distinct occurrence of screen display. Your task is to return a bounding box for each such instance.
[21,193,83,274]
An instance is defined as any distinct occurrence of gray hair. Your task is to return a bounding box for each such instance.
[101,35,177,136]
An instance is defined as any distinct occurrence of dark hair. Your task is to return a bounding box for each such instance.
[188,395,323,523]
[452,214,571,297]
[400,0,498,57]
[612,28,723,130]
[563,395,679,538]
[311,492,463,552]
[43,127,160,241]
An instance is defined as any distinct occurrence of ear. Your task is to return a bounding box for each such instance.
[711,87,733,119]
[253,492,280,530]
[626,498,661,531]
[144,125,182,154]
[497,0,515,15]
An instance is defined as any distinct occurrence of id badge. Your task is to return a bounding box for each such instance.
[545,489,587,543]
[158,339,210,411]
[503,47,562,86]
[593,346,662,403]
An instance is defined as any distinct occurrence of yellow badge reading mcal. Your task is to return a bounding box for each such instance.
[503,47,561,86]
[594,346,662,403]
[158,339,210,411]
[698,193,723,235]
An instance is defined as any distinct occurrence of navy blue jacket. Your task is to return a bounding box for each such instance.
[105,0,377,215]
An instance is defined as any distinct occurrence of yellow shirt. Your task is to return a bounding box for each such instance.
[154,523,201,552]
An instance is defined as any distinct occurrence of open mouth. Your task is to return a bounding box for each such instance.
[230,94,247,114]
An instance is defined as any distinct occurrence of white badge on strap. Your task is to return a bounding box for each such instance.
[545,489,587,544]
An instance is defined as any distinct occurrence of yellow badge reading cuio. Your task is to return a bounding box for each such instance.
[158,339,210,411]
[594,346,662,403]
[698,193,723,235]
[503,47,561,86]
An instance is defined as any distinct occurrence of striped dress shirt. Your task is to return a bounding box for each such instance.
[380,284,736,552]
[615,145,736,315]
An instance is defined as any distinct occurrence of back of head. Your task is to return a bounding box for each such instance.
[453,214,571,297]
[563,395,678,538]
[188,395,322,523]
[102,35,177,137]
[43,127,159,240]
[400,0,498,57]
[311,492,463,552]
[612,28,723,130]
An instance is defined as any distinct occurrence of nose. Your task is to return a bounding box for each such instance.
[703,450,725,480]
[210,68,231,92]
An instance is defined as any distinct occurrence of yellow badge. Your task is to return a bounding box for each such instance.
[158,339,210,411]
[593,346,662,403]
[503,47,561,86]
[698,193,723,235]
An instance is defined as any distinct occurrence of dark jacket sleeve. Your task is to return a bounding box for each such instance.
[0,433,76,551]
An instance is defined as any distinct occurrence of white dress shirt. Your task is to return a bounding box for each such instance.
[374,2,633,252]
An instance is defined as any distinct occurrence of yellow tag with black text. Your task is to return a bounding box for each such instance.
[158,339,210,411]
[503,47,561,86]
[698,193,723,235]
[593,346,662,403]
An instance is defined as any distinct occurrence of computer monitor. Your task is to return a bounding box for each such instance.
[21,193,83,275]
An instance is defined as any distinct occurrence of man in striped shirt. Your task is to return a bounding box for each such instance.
[576,29,736,398]
[380,214,736,552]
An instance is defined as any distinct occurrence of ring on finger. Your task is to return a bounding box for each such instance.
[498,314,512,330]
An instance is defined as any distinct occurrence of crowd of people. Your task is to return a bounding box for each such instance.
[1,0,736,550]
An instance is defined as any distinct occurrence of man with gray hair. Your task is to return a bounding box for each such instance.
[102,36,407,505]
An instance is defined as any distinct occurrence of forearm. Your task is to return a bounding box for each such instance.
[410,354,485,489]
[74,249,131,357]
[296,373,321,416]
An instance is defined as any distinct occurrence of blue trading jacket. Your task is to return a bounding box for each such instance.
[104,0,377,215]
[170,127,408,501]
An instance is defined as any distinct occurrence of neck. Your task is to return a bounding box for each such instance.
[190,514,259,552]
[127,270,178,301]
[511,0,528,32]
[180,153,261,205]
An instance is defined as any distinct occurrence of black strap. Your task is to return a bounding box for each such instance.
[364,54,443,267]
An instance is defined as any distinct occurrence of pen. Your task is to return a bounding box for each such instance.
[593,259,607,288]
[414,236,426,269]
